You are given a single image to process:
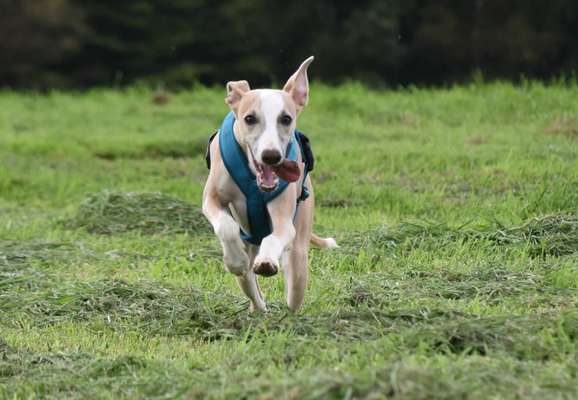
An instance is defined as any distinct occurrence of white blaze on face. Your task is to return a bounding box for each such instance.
[255,90,285,164]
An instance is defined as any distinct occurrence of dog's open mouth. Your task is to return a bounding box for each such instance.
[250,152,301,192]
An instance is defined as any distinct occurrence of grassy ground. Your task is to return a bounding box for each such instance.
[1,81,577,399]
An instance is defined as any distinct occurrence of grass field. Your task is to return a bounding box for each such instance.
[1,81,577,399]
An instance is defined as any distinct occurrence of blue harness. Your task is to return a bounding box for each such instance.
[218,112,310,245]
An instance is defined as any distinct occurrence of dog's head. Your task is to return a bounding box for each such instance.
[225,56,313,192]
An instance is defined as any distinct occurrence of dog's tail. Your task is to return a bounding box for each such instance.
[310,233,339,249]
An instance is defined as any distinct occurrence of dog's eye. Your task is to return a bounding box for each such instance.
[244,115,258,125]
[279,115,292,126]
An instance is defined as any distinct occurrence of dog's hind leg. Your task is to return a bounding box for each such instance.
[282,245,308,312]
[236,271,266,312]
[236,245,267,312]
[283,194,313,312]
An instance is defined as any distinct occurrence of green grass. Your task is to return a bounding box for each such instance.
[1,81,577,399]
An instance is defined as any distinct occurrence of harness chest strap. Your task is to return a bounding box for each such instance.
[216,111,310,245]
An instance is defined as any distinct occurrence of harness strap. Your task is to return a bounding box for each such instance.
[218,112,299,245]
[294,131,310,203]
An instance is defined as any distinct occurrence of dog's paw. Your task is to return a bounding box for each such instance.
[324,237,339,249]
[249,301,268,313]
[253,257,278,277]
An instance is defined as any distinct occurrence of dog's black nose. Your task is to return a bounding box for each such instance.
[261,149,282,165]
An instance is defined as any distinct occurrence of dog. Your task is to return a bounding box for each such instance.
[202,56,337,312]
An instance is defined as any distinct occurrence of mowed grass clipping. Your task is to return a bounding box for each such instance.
[349,213,578,259]
[1,82,577,399]
[64,190,211,235]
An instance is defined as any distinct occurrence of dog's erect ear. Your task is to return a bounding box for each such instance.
[225,80,251,111]
[283,56,314,112]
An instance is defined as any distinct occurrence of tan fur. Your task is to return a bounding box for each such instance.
[232,91,262,148]
[202,57,337,313]
[236,91,261,118]
[310,233,330,248]
[225,80,250,112]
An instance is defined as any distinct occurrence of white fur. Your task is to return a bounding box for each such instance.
[324,237,339,249]
[204,204,249,276]
[254,221,296,271]
[256,90,285,163]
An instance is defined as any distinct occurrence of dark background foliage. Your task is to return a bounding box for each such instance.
[1,0,577,89]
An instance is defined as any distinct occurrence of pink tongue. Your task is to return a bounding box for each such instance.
[261,165,276,187]
[273,160,301,182]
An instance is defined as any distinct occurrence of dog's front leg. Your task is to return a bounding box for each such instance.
[239,245,267,312]
[253,192,296,277]
[203,193,266,312]
[202,194,249,276]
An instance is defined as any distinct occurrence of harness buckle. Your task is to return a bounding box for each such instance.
[298,186,310,203]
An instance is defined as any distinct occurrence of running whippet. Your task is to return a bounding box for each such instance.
[202,56,337,312]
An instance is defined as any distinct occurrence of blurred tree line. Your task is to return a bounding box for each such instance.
[1,0,577,89]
